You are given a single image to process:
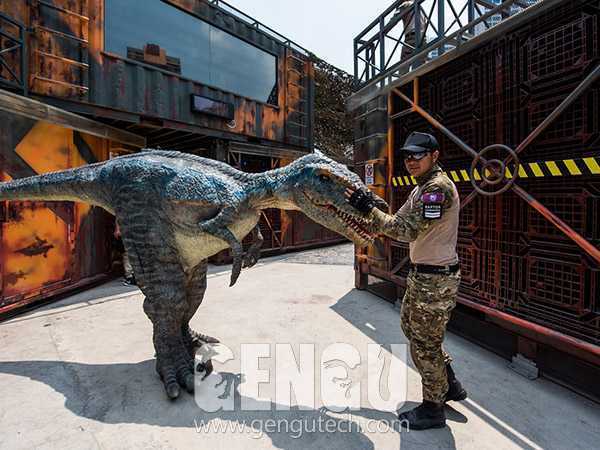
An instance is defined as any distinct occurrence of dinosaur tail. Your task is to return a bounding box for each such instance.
[0,162,109,206]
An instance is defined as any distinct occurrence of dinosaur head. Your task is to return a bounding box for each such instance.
[279,153,388,247]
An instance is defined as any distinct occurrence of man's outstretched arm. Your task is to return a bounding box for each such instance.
[346,183,452,243]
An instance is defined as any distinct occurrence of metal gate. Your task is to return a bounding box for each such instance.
[382,1,600,359]
[351,1,600,373]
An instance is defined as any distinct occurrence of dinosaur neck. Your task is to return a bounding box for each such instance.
[246,166,297,210]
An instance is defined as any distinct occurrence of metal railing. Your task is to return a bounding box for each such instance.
[0,11,28,95]
[353,0,540,90]
[208,0,311,56]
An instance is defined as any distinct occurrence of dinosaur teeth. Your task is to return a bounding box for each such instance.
[336,207,374,242]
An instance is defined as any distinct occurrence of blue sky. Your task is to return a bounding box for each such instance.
[227,0,394,73]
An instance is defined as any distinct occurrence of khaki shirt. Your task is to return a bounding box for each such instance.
[369,165,459,266]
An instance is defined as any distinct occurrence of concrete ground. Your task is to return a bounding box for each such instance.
[0,244,598,450]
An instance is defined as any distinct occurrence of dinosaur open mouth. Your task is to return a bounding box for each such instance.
[303,191,375,243]
[326,205,375,243]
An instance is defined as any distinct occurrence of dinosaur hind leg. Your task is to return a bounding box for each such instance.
[118,212,196,400]
[140,260,196,400]
[182,260,220,360]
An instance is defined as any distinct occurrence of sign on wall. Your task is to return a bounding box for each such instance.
[365,163,374,185]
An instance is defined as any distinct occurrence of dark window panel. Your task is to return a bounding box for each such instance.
[104,0,277,105]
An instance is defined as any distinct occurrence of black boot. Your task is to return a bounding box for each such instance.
[444,363,467,402]
[398,400,446,430]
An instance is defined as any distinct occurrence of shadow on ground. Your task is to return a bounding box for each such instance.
[0,360,458,450]
[330,288,557,450]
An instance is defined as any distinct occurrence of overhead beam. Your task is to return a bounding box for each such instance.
[0,89,146,147]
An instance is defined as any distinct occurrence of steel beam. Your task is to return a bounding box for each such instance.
[348,0,565,111]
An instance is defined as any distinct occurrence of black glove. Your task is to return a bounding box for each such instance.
[348,189,375,213]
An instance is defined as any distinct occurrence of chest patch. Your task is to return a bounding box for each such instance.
[421,192,445,219]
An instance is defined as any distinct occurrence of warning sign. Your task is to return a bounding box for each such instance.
[365,163,374,185]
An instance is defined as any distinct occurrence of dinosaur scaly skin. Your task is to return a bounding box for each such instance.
[0,149,387,399]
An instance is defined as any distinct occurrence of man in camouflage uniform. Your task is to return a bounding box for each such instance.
[347,131,467,430]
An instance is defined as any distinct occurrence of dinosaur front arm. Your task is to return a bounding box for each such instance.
[243,223,264,268]
[197,206,245,286]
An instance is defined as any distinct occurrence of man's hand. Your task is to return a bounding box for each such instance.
[345,187,375,214]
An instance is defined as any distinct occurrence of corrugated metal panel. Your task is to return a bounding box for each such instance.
[29,0,90,100]
[284,49,311,147]
[90,53,287,142]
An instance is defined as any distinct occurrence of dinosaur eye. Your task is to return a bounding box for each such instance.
[319,174,331,182]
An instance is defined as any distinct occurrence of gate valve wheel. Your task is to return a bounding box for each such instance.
[470,144,520,196]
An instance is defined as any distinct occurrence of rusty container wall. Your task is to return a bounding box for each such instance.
[353,0,600,398]
[0,2,27,93]
[5,0,313,150]
[0,110,114,315]
[353,95,390,284]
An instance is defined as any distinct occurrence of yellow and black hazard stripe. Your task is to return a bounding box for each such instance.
[391,156,600,187]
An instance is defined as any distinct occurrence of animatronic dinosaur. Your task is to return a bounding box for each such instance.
[0,150,387,399]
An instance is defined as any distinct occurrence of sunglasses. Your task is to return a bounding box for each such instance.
[403,152,430,161]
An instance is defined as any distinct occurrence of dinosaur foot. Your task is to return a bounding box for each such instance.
[181,327,218,382]
[182,327,220,358]
[155,342,196,400]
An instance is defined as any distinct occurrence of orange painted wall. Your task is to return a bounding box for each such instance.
[0,113,113,314]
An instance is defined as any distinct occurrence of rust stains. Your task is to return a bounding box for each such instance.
[15,236,55,258]
[4,270,27,286]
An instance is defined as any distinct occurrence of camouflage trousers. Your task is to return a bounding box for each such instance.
[400,269,460,403]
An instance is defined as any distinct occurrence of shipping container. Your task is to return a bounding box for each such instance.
[0,90,144,315]
[0,0,314,151]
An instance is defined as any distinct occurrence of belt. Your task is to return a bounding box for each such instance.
[410,262,460,274]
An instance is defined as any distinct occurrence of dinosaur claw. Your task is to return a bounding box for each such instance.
[159,365,181,400]
[166,383,180,400]
[202,335,220,344]
[230,256,242,286]
[242,250,259,268]
[184,373,195,393]
[196,359,214,381]
[202,360,214,380]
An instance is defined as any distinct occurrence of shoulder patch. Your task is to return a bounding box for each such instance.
[421,191,444,219]
[421,192,445,204]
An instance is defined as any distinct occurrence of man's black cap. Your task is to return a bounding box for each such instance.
[401,132,439,153]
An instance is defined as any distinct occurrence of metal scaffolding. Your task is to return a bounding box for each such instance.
[353,0,540,98]
[0,11,28,96]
